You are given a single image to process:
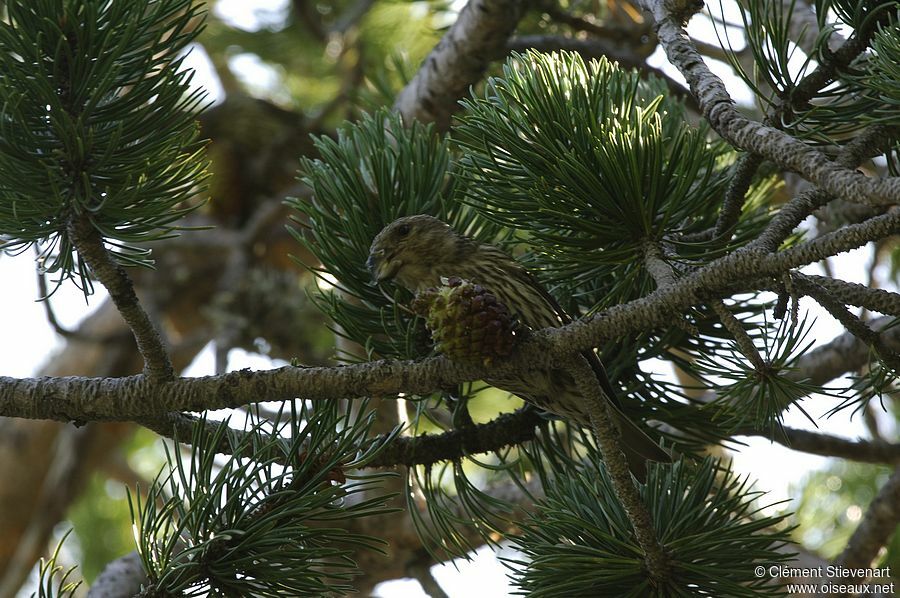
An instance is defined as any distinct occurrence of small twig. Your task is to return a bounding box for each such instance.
[711,299,768,370]
[713,153,765,239]
[34,252,78,338]
[756,187,832,254]
[788,31,882,121]
[642,239,679,288]
[34,246,130,344]
[570,355,671,583]
[66,215,174,382]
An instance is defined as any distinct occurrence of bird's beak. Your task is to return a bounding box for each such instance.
[367,249,397,282]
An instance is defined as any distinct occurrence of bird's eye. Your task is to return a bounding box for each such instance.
[397,223,411,237]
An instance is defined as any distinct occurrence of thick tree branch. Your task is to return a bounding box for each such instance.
[636,0,900,208]
[394,0,525,130]
[139,315,900,473]
[743,427,900,464]
[4,209,900,424]
[794,316,900,386]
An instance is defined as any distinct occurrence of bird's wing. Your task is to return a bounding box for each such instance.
[507,263,624,409]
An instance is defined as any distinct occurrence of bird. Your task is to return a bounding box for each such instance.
[367,214,671,480]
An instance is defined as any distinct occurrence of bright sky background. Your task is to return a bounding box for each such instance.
[1,1,895,596]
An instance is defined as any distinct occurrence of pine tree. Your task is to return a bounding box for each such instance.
[0,0,897,596]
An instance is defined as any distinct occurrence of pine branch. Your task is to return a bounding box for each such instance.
[753,124,897,252]
[636,0,900,207]
[794,316,900,386]
[741,427,900,464]
[643,239,678,288]
[132,320,900,475]
[798,274,900,318]
[366,408,543,468]
[506,35,694,103]
[142,407,544,470]
[66,215,174,382]
[35,261,128,344]
[88,551,147,598]
[698,20,882,244]
[791,275,900,372]
[394,0,526,130]
[771,11,877,126]
[4,209,900,424]
[712,152,765,240]
[570,355,671,583]
[788,29,882,120]
[567,210,900,355]
[712,299,768,370]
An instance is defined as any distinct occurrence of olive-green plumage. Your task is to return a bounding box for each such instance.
[368,214,670,479]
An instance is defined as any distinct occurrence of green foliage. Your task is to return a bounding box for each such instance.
[32,530,82,598]
[130,401,398,596]
[720,0,897,141]
[723,0,823,114]
[290,109,506,361]
[857,16,900,121]
[695,313,831,435]
[792,461,896,564]
[820,0,894,36]
[450,51,781,446]
[829,336,900,417]
[507,458,794,597]
[200,2,442,121]
[291,53,794,561]
[68,474,136,582]
[455,51,758,308]
[0,0,208,285]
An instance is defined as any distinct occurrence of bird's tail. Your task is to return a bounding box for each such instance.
[609,407,672,483]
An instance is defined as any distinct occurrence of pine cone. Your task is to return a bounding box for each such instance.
[411,277,520,366]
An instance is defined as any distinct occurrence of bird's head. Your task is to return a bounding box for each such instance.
[367,215,462,291]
